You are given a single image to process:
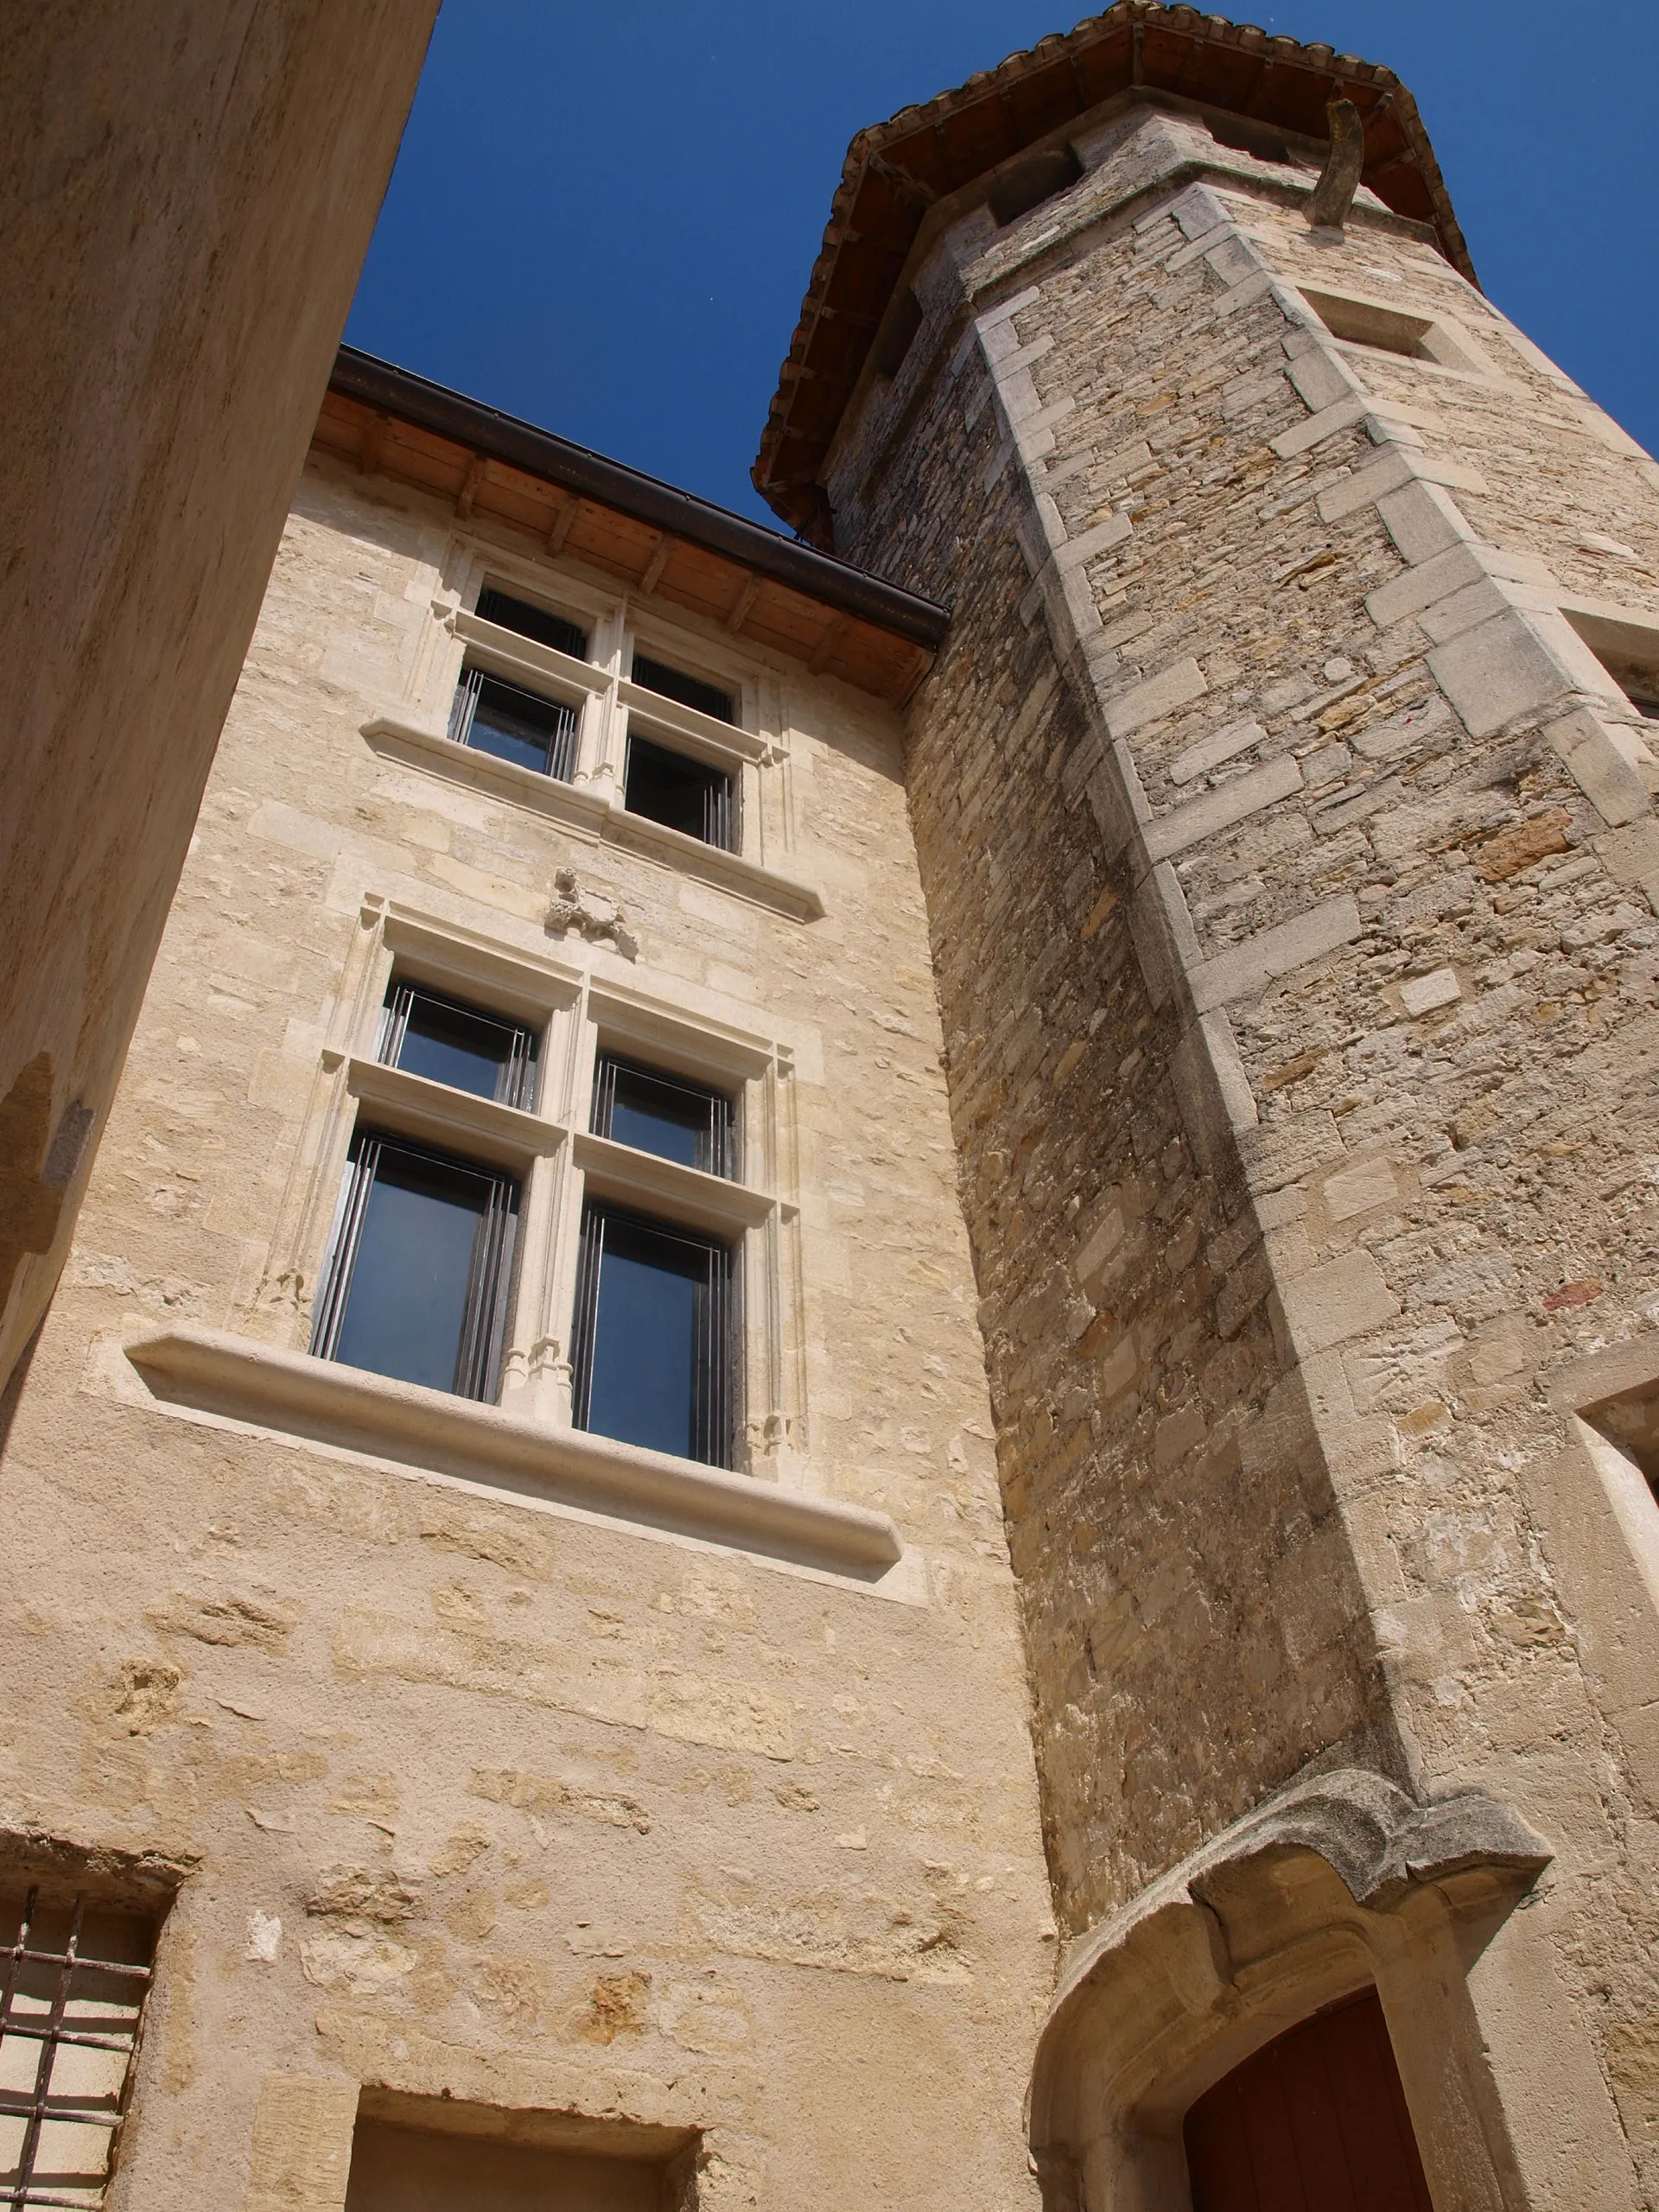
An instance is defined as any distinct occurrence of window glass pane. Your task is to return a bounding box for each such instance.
[392,990,529,1104]
[466,672,576,777]
[625,732,733,849]
[631,652,734,724]
[333,1150,493,1393]
[594,1053,730,1176]
[476,587,588,661]
[585,1217,709,1459]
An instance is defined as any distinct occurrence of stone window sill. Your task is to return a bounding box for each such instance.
[124,1327,900,1580]
[362,716,825,922]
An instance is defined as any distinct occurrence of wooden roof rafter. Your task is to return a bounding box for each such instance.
[315,348,946,710]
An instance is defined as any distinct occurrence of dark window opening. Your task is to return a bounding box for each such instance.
[591,1052,734,1178]
[630,653,735,726]
[1183,1988,1432,2212]
[1204,112,1296,165]
[378,983,538,1109]
[988,143,1083,227]
[871,289,925,379]
[624,731,736,851]
[0,1886,159,2209]
[448,667,578,780]
[571,1202,734,1467]
[474,586,588,662]
[311,1132,518,1402]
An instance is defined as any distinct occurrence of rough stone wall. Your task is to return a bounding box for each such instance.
[0,459,1053,2209]
[837,105,1659,2194]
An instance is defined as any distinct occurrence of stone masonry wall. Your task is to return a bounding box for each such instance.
[0,459,1054,2209]
[838,105,1659,2196]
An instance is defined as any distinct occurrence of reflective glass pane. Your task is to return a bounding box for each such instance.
[584,1218,707,1459]
[467,677,557,774]
[396,994,518,1102]
[333,1151,488,1393]
[607,1065,710,1171]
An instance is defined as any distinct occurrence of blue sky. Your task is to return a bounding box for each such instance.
[346,1,1659,531]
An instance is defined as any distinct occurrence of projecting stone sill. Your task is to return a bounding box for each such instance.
[362,717,826,922]
[124,1328,899,1579]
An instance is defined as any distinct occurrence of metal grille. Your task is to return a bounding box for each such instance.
[0,1893,153,2209]
[447,667,579,781]
[571,1202,735,1469]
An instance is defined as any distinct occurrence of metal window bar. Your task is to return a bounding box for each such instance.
[376,983,538,1109]
[569,1203,735,1468]
[446,667,579,782]
[0,1891,154,2210]
[308,1132,520,1402]
[590,1054,734,1179]
[622,731,738,855]
[629,652,734,725]
[474,587,589,662]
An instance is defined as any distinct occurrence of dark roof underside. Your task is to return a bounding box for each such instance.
[753,1,1472,539]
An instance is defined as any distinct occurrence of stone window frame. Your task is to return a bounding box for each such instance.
[359,537,824,922]
[122,899,899,1584]
[1289,281,1509,386]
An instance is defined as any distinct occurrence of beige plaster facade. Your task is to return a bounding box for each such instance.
[0,446,1052,2207]
[7,4,1659,2207]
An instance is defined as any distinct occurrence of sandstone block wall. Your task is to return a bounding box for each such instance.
[0,458,1052,2209]
[833,104,1659,2200]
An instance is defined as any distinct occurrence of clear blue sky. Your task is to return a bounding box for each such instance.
[346,1,1658,532]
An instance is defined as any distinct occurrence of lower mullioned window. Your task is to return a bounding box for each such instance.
[570,1201,734,1467]
[310,1130,518,1402]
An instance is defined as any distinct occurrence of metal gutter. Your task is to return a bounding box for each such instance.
[330,346,950,651]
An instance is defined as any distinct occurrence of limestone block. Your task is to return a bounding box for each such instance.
[1169,718,1266,787]
[1427,610,1583,740]
[245,2072,357,2212]
[1274,1251,1401,1359]
[1544,707,1652,829]
[1141,754,1302,863]
[1187,895,1363,1013]
[1103,657,1207,740]
[1376,480,1479,567]
[1399,968,1461,1015]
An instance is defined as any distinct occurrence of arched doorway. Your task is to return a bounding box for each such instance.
[1183,1989,1433,2211]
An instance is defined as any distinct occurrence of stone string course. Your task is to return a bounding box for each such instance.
[834,106,1659,2194]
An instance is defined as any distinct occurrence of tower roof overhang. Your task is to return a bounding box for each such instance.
[753,1,1473,540]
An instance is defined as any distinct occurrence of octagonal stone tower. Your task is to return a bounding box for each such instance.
[758,6,1659,2205]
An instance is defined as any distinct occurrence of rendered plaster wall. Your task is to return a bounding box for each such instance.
[836,105,1659,2201]
[0,459,1053,2209]
[0,1,438,1397]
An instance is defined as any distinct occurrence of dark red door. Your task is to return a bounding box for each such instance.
[1183,1989,1434,2211]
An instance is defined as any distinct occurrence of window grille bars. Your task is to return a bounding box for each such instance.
[447,668,579,782]
[308,1132,520,1402]
[474,587,588,663]
[570,1203,735,1469]
[629,653,734,726]
[590,1053,734,1179]
[377,983,538,1110]
[0,1891,152,2210]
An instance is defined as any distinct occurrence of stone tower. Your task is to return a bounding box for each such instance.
[755,5,1659,2205]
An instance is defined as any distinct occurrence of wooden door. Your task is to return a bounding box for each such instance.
[1183,1989,1434,2211]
